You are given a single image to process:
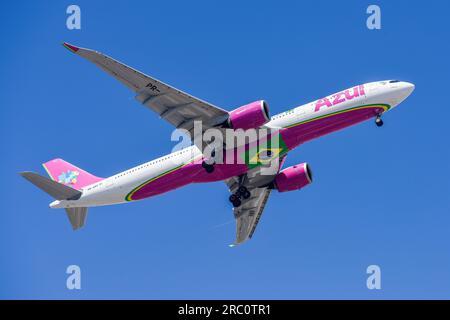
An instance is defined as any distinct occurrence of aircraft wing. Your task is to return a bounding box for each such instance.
[63,42,229,136]
[225,155,287,245]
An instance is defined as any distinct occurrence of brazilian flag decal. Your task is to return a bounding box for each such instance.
[242,133,289,170]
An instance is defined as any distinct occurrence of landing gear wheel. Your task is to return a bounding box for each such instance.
[202,161,215,173]
[242,190,251,199]
[375,115,384,127]
[237,186,248,195]
[229,194,239,203]
[232,199,242,208]
[229,193,243,207]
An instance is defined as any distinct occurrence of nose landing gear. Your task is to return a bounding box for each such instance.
[375,115,384,127]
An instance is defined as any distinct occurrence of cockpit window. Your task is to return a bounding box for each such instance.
[389,80,400,83]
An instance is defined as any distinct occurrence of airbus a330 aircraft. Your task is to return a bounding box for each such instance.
[20,42,414,245]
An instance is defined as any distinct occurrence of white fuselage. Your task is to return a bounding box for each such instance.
[51,80,414,209]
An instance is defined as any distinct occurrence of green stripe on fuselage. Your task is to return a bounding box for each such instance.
[283,104,390,129]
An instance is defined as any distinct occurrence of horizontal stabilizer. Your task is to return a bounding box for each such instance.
[65,207,88,230]
[20,172,81,200]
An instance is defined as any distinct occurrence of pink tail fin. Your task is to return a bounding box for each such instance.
[42,158,103,190]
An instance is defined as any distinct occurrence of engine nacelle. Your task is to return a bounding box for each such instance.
[228,100,270,130]
[275,163,313,192]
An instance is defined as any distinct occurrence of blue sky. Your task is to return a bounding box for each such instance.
[1,0,449,299]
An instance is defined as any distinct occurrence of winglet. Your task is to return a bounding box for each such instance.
[62,42,80,53]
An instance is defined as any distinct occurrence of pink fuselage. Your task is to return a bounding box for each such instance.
[128,104,385,201]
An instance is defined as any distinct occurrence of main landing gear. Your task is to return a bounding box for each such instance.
[202,149,217,173]
[229,186,251,208]
[202,161,215,173]
[375,115,384,127]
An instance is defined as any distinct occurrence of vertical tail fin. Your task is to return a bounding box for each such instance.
[42,158,103,190]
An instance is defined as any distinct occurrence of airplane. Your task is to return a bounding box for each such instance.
[20,42,415,245]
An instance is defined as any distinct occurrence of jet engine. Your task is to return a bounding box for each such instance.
[274,163,313,192]
[228,100,270,130]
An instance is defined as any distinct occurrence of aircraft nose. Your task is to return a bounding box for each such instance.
[384,81,415,107]
[401,82,415,98]
[393,81,415,102]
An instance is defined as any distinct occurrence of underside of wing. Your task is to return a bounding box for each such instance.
[225,155,287,245]
[63,42,229,134]
[232,187,272,245]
